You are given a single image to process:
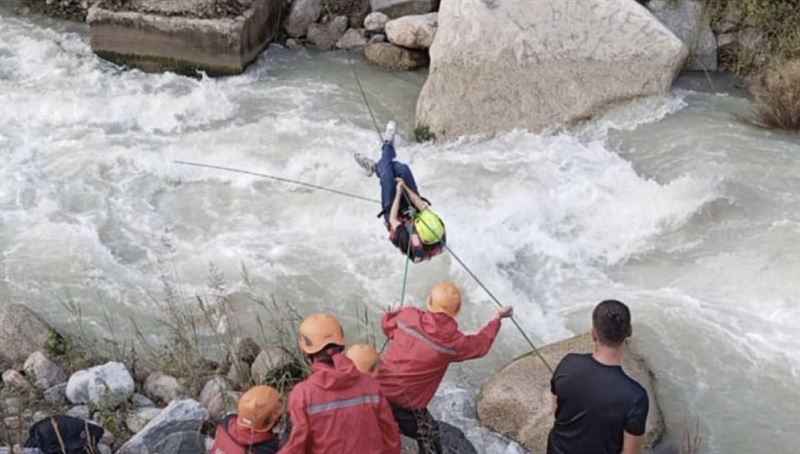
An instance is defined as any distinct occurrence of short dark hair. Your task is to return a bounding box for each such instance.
[592,300,632,346]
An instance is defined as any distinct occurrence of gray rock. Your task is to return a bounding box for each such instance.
[364,11,390,32]
[143,371,184,404]
[307,15,348,50]
[1,370,33,392]
[66,361,134,408]
[648,0,717,71]
[207,390,242,422]
[477,332,664,451]
[231,337,261,366]
[3,397,22,415]
[199,376,234,409]
[226,360,251,388]
[24,351,67,390]
[0,304,58,364]
[125,407,163,434]
[415,0,688,139]
[132,393,156,408]
[286,38,304,51]
[43,383,68,406]
[365,42,429,71]
[250,347,295,384]
[337,28,368,50]
[369,34,386,44]
[97,444,112,454]
[284,0,323,38]
[385,12,437,49]
[66,405,91,420]
[116,399,209,454]
[370,0,433,18]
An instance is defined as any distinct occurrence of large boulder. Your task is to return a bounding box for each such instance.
[87,0,284,76]
[116,399,208,454]
[477,333,663,452]
[23,351,67,390]
[648,0,717,71]
[365,42,429,70]
[370,0,434,18]
[385,13,437,49]
[250,347,295,384]
[337,28,368,50]
[283,0,323,38]
[307,15,349,50]
[415,0,688,139]
[143,371,185,404]
[0,304,60,365]
[66,361,134,409]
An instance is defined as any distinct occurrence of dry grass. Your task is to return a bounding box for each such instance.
[680,418,703,454]
[750,59,800,130]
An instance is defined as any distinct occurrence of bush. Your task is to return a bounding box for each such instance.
[750,58,800,130]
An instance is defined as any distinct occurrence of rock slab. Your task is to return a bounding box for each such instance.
[365,42,429,71]
[648,0,717,71]
[283,0,322,38]
[477,333,663,452]
[415,0,688,139]
[87,0,283,76]
[116,399,208,454]
[0,304,58,364]
[66,361,134,408]
[385,12,437,49]
[371,0,433,18]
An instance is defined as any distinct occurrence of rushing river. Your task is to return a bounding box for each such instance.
[1,8,799,454]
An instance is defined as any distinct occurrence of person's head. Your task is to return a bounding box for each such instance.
[591,300,632,348]
[346,343,380,375]
[298,313,346,363]
[426,281,461,317]
[237,385,282,433]
[415,209,445,245]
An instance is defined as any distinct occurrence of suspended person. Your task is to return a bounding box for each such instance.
[279,313,401,454]
[548,300,649,454]
[376,281,514,454]
[355,121,446,262]
[211,385,283,454]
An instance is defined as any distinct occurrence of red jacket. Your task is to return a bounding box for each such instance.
[376,307,502,410]
[278,354,401,454]
[211,414,279,454]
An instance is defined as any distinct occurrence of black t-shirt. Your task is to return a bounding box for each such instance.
[548,353,649,454]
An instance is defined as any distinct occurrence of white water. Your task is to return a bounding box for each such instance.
[1,10,799,454]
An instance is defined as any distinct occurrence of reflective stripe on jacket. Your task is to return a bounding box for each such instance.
[376,307,502,409]
[278,354,401,454]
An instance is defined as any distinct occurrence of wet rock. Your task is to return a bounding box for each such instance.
[337,28,368,50]
[66,405,91,421]
[207,390,242,421]
[284,0,323,38]
[143,371,184,404]
[250,347,295,384]
[43,383,68,407]
[0,304,60,364]
[66,361,134,408]
[385,12,437,49]
[286,38,304,51]
[24,351,67,390]
[125,407,163,434]
[369,34,386,44]
[648,0,717,71]
[477,332,663,452]
[1,370,33,392]
[116,399,209,454]
[307,15,348,50]
[132,393,155,408]
[364,11,389,32]
[199,376,234,408]
[415,0,687,139]
[371,0,433,18]
[365,42,429,71]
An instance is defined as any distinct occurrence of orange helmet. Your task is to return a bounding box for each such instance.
[427,281,461,316]
[298,313,346,355]
[237,385,281,432]
[346,343,380,374]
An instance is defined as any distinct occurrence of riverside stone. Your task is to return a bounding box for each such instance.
[66,405,91,420]
[648,0,717,71]
[24,351,67,390]
[143,371,184,404]
[307,15,348,50]
[43,383,68,406]
[283,0,322,38]
[0,304,59,364]
[369,34,386,44]
[116,399,209,454]
[365,42,428,71]
[364,11,389,33]
[415,0,688,139]
[231,337,261,366]
[87,0,284,76]
[286,38,304,50]
[385,12,436,49]
[132,393,156,408]
[337,28,368,50]
[66,361,134,408]
[370,0,433,18]
[477,332,663,452]
[207,390,242,421]
[1,370,32,392]
[250,347,295,384]
[199,376,234,409]
[125,407,163,434]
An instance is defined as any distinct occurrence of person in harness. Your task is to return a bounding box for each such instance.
[355,121,446,263]
[210,385,283,454]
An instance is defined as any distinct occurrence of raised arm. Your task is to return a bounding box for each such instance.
[400,182,429,211]
[389,180,404,230]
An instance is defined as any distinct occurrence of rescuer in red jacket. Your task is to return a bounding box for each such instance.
[376,281,514,454]
[210,385,282,454]
[278,313,401,454]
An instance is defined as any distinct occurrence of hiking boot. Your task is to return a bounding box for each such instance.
[354,152,377,177]
[383,120,396,144]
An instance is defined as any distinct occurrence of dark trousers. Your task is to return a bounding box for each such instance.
[377,142,418,224]
[390,404,442,454]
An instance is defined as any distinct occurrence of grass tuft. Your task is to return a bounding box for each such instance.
[750,58,800,130]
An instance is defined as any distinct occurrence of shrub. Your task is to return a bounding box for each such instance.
[750,58,800,130]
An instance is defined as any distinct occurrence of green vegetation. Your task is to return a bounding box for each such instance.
[414,124,436,143]
[751,59,800,130]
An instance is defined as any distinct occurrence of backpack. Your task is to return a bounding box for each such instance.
[24,415,104,454]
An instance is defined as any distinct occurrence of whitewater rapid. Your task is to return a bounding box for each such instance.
[1,10,799,454]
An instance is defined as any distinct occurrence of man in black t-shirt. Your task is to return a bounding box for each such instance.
[548,300,649,454]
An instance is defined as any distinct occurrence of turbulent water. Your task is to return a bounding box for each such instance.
[1,9,799,454]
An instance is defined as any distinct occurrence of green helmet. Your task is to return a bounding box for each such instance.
[415,209,445,245]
